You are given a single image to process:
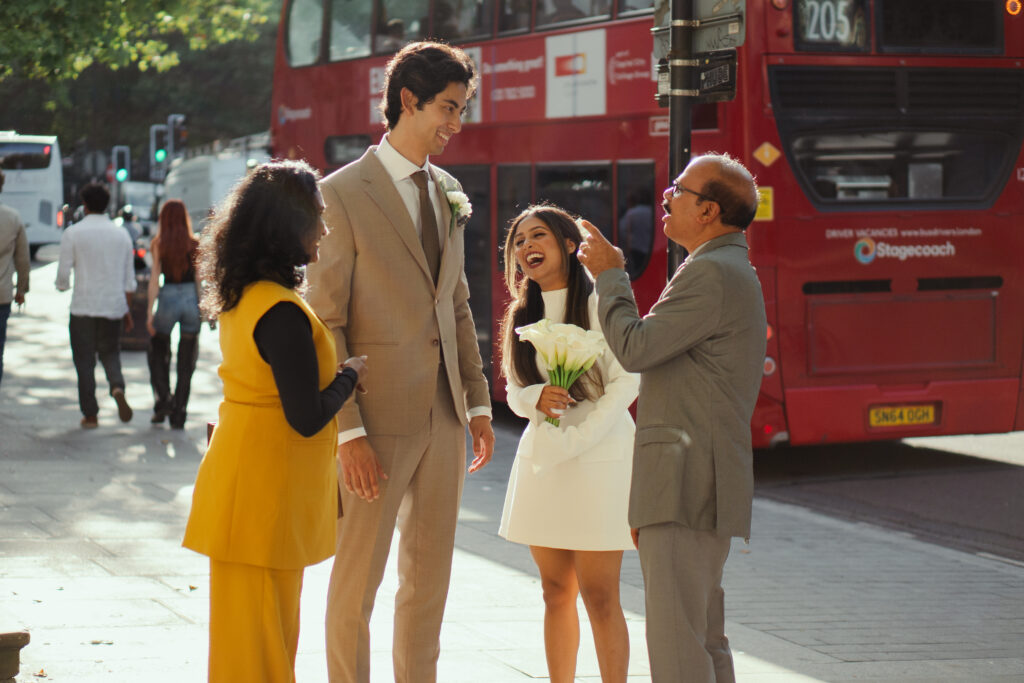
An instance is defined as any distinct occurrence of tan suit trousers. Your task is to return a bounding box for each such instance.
[326,369,466,683]
[639,523,735,683]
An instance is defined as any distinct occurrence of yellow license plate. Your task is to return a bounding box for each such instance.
[869,404,936,428]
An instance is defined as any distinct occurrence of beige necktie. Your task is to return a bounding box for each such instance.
[411,171,440,284]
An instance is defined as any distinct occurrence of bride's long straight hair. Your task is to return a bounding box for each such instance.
[499,204,602,402]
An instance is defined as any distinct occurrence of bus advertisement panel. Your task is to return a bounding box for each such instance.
[270,0,1024,448]
[0,132,65,251]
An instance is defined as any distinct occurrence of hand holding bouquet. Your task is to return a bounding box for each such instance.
[515,319,606,426]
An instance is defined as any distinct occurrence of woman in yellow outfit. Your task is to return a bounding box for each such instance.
[183,160,367,682]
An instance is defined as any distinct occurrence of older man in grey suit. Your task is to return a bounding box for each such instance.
[578,153,766,683]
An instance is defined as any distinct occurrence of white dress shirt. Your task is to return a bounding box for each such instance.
[374,135,446,245]
[55,213,136,318]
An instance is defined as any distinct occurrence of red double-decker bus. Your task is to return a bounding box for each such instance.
[270,0,1024,448]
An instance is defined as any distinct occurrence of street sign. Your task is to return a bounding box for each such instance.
[651,0,745,61]
[694,0,745,54]
[694,49,737,103]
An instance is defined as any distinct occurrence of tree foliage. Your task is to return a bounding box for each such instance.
[0,0,275,83]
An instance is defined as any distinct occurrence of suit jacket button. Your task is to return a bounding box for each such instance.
[431,338,440,346]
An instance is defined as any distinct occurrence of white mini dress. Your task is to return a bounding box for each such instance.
[498,289,639,551]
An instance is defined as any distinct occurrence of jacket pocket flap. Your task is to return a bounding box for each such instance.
[638,426,688,446]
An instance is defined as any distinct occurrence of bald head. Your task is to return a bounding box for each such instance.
[691,154,759,229]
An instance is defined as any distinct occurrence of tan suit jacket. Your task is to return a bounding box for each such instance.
[0,202,29,305]
[595,232,766,539]
[306,147,490,435]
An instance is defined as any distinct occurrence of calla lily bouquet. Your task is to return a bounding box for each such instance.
[440,180,472,236]
[515,319,606,426]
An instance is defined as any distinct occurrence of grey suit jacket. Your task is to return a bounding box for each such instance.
[595,232,766,538]
[306,147,490,437]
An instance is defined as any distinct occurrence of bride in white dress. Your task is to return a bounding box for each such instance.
[497,204,639,683]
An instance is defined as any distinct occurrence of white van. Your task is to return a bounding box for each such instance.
[162,148,269,230]
[0,131,65,254]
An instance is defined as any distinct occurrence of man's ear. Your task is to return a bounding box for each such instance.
[400,87,418,115]
[700,199,720,223]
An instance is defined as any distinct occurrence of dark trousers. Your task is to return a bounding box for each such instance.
[0,302,9,387]
[69,314,125,417]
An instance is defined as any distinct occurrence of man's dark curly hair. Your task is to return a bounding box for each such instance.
[379,41,477,130]
[197,159,322,318]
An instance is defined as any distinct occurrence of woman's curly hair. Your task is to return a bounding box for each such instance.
[197,159,322,318]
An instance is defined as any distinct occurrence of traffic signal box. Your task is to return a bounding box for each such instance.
[112,145,131,183]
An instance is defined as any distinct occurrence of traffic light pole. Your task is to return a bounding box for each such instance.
[111,145,131,212]
[667,0,696,275]
[150,124,168,182]
[167,113,186,161]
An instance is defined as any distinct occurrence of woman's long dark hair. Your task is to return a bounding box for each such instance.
[499,204,602,402]
[197,160,322,318]
[154,199,198,281]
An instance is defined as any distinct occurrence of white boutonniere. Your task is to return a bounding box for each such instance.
[441,181,472,236]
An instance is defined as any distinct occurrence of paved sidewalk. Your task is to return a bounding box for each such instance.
[2,263,1023,681]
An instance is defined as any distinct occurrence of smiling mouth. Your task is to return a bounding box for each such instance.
[437,130,451,144]
[525,252,544,267]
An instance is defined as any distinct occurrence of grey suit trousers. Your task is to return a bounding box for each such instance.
[639,523,735,683]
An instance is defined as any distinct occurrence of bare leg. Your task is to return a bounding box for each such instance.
[530,546,580,683]
[575,550,629,683]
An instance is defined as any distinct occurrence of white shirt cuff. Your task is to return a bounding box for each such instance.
[467,406,492,421]
[337,427,368,445]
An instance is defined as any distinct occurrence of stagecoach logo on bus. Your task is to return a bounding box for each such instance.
[277,104,312,125]
[854,237,956,265]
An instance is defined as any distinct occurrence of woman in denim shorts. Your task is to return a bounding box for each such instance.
[146,200,202,428]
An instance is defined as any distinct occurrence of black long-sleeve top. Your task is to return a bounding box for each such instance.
[253,301,358,437]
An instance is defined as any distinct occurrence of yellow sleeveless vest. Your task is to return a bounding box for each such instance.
[183,281,339,569]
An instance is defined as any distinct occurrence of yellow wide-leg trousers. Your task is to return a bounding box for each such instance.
[209,559,304,683]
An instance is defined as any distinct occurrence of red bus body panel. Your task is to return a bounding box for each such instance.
[271,1,1024,447]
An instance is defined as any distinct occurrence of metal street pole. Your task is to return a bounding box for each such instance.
[667,0,695,274]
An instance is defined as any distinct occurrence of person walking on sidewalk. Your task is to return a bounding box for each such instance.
[145,199,201,429]
[0,169,29,388]
[497,205,639,683]
[578,153,767,683]
[56,182,137,428]
[183,160,367,683]
[306,41,495,683]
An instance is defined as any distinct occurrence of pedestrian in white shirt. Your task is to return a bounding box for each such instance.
[56,182,137,428]
[0,169,30,389]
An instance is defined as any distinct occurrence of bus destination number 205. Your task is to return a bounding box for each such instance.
[796,0,869,51]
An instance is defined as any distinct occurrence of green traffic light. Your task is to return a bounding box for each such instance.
[155,149,167,163]
[115,168,129,182]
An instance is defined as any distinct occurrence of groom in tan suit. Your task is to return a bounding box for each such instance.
[306,42,495,683]
[579,153,766,683]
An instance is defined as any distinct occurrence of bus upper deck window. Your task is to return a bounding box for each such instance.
[374,0,429,54]
[535,0,610,28]
[287,0,324,67]
[499,0,531,33]
[433,0,495,43]
[617,0,653,15]
[330,0,372,60]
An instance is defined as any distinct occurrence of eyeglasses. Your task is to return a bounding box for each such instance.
[669,181,718,204]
